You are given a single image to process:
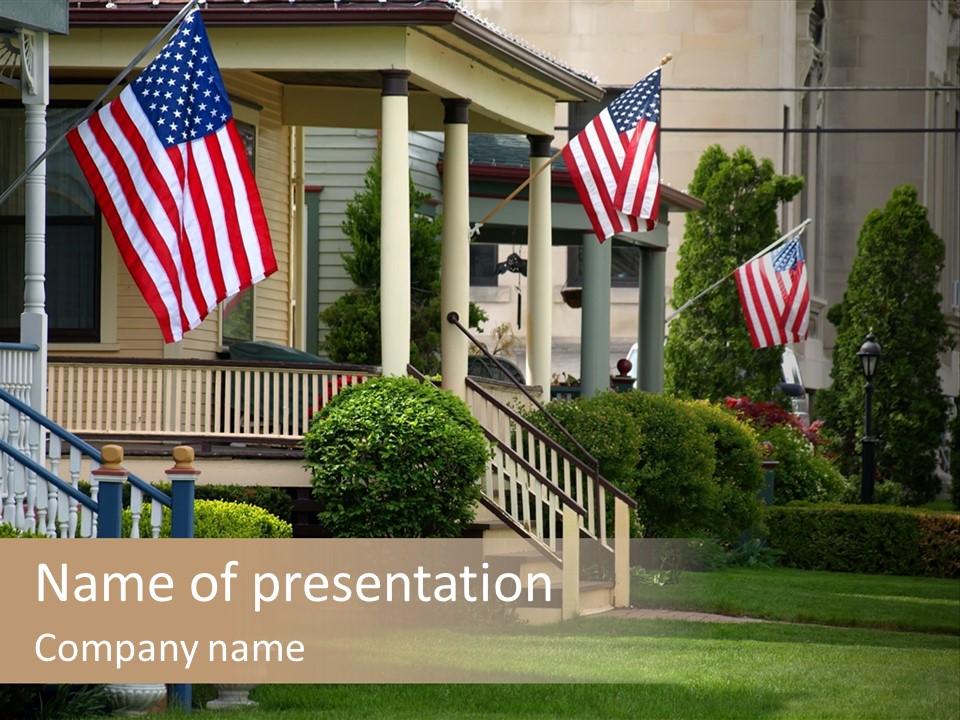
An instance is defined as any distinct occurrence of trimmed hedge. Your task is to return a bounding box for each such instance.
[764,503,960,578]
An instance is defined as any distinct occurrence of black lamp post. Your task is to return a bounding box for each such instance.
[857,332,882,503]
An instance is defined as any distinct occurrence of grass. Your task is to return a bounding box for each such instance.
[630,566,960,634]
[159,567,960,720]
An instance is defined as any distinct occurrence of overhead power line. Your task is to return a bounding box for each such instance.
[662,85,958,93]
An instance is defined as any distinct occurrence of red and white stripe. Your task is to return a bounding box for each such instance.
[67,86,275,343]
[735,251,809,349]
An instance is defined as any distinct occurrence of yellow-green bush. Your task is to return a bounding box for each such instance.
[123,499,292,538]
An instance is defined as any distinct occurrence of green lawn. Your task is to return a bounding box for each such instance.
[169,567,960,720]
[631,566,960,634]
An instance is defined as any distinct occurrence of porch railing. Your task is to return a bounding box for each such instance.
[47,357,378,444]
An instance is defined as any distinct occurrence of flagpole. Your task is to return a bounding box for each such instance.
[0,0,201,209]
[665,217,811,322]
[469,53,674,238]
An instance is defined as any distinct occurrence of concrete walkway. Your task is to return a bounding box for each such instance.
[603,608,767,624]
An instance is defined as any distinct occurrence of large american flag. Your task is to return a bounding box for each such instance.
[734,236,810,349]
[67,10,276,343]
[562,67,661,242]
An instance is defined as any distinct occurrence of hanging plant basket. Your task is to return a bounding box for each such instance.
[561,287,582,309]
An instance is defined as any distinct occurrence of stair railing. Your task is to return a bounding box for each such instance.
[0,386,173,538]
[442,316,637,610]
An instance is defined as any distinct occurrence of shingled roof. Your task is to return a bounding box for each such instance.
[70,0,599,86]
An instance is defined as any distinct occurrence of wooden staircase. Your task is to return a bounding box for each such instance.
[447,365,636,622]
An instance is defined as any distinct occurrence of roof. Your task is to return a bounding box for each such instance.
[68,0,601,98]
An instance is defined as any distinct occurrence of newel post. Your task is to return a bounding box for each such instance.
[92,445,125,539]
[168,446,198,713]
[168,445,198,540]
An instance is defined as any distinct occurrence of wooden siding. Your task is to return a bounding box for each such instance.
[305,128,445,348]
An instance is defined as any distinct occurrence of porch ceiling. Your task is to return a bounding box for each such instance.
[60,1,604,135]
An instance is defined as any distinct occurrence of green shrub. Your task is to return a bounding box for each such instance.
[950,396,960,510]
[152,482,293,522]
[528,392,719,538]
[0,684,109,719]
[124,499,292,538]
[303,376,489,537]
[764,503,959,578]
[761,424,845,504]
[684,401,766,540]
[0,524,50,538]
[619,392,718,537]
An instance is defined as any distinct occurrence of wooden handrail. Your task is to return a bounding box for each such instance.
[467,377,637,509]
[49,356,380,374]
[478,426,587,518]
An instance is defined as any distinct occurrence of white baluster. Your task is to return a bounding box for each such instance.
[130,486,143,539]
[150,501,163,539]
[48,435,61,537]
[24,419,40,533]
[79,504,92,538]
[68,445,81,539]
[89,457,100,538]
[5,408,21,527]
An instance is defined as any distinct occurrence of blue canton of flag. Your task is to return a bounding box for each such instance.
[772,236,804,273]
[133,14,231,148]
[607,72,661,135]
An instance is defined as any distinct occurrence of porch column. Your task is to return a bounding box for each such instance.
[637,246,666,393]
[380,70,411,376]
[21,29,49,414]
[525,135,553,391]
[440,99,471,399]
[580,234,611,398]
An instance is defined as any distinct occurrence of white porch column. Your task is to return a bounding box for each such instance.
[440,99,471,399]
[379,70,411,376]
[525,135,553,391]
[21,29,49,414]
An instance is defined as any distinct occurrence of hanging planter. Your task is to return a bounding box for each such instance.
[561,287,582,309]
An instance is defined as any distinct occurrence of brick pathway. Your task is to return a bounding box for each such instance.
[603,608,767,624]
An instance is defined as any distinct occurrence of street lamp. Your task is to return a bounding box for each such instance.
[857,332,882,503]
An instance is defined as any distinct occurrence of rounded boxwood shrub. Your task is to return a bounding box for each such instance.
[124,499,292,538]
[619,391,719,537]
[302,376,489,537]
[684,400,765,540]
[761,424,845,504]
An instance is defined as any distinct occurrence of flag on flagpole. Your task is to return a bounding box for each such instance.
[67,10,276,343]
[561,67,661,242]
[734,236,810,349]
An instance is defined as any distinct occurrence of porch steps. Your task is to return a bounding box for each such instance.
[468,509,615,624]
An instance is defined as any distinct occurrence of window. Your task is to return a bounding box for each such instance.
[469,244,499,287]
[566,244,641,288]
[221,119,257,345]
[0,105,100,342]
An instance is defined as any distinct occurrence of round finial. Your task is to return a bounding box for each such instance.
[101,445,124,470]
[617,358,633,377]
[172,445,195,469]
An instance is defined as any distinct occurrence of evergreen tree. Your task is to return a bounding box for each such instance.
[816,185,955,503]
[319,153,485,373]
[665,145,803,401]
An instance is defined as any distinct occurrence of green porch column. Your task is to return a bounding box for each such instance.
[580,234,611,398]
[638,246,666,393]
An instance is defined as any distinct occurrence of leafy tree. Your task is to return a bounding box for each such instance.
[319,153,485,373]
[665,145,803,402]
[816,185,956,504]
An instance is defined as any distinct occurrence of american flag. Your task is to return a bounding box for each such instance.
[734,236,810,349]
[562,67,661,242]
[67,10,276,343]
